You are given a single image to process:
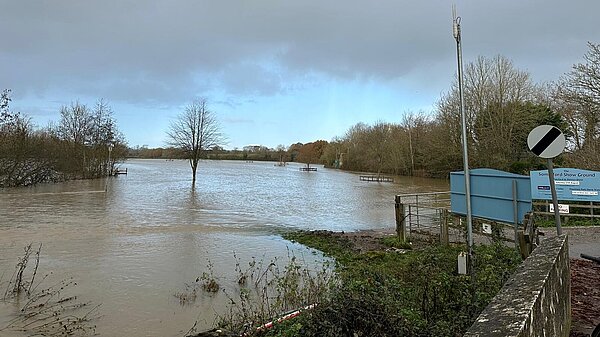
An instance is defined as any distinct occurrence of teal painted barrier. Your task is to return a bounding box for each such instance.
[451,168,532,224]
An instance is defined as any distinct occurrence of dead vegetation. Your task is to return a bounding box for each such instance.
[0,243,101,336]
[180,250,333,337]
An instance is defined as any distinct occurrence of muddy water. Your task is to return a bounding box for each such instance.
[0,159,447,336]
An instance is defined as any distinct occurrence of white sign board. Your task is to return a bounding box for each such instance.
[482,223,492,234]
[530,168,600,202]
[549,204,570,214]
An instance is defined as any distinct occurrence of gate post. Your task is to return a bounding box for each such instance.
[395,195,406,242]
[440,209,449,245]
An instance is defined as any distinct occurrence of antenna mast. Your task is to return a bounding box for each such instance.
[452,5,474,277]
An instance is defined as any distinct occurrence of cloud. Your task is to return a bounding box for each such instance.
[1,0,598,108]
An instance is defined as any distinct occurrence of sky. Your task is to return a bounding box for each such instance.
[1,1,599,149]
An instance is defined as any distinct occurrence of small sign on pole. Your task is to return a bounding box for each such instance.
[527,125,566,235]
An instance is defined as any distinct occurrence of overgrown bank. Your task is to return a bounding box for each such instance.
[1,94,127,188]
[245,231,522,337]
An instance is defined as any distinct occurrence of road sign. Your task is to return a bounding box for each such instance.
[527,125,565,159]
[527,125,566,235]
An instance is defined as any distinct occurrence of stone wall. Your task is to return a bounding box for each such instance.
[465,235,570,337]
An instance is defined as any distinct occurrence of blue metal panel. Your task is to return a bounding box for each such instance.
[530,168,600,202]
[451,168,532,224]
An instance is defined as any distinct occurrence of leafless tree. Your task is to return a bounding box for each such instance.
[1,89,24,133]
[435,55,541,171]
[1,89,12,127]
[58,101,92,145]
[554,42,600,169]
[55,100,125,178]
[167,99,224,186]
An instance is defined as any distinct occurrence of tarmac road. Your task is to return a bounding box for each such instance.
[540,226,600,260]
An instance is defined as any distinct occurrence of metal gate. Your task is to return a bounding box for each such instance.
[394,192,451,241]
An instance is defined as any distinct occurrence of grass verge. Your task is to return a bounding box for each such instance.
[257,231,523,337]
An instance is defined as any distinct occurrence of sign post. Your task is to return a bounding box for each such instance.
[546,159,562,235]
[527,125,566,235]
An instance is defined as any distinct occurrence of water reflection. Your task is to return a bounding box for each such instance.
[0,159,448,336]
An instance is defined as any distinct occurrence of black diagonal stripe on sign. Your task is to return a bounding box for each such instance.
[531,127,561,156]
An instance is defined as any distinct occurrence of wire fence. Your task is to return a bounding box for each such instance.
[395,191,521,246]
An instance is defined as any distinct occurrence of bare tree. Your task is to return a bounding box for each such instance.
[401,111,431,176]
[362,121,392,177]
[58,101,92,145]
[562,42,600,145]
[554,42,600,169]
[55,100,126,178]
[435,55,541,171]
[1,89,12,126]
[1,89,23,132]
[167,99,224,186]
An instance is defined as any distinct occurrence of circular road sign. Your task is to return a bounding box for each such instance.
[527,125,565,159]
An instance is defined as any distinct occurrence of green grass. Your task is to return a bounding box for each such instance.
[284,231,355,263]
[380,235,413,250]
[269,231,522,337]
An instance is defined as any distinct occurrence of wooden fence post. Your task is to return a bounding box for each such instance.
[395,195,406,242]
[440,209,449,245]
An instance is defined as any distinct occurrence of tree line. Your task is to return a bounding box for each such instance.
[4,42,598,186]
[321,44,600,177]
[128,141,329,168]
[0,95,126,187]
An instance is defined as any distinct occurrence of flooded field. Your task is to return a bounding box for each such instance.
[0,159,447,336]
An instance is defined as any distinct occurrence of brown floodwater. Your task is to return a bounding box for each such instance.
[0,159,448,336]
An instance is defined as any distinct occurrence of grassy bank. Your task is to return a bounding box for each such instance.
[254,231,522,337]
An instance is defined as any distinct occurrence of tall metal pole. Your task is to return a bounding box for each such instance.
[512,180,519,249]
[453,7,474,274]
